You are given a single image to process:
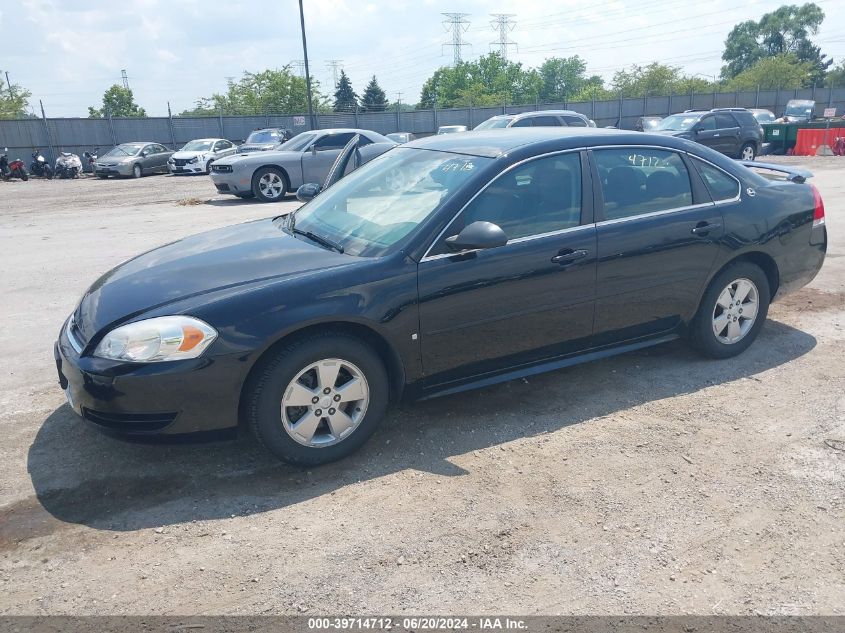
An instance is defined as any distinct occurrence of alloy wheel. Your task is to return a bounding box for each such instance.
[258,172,284,199]
[280,358,370,447]
[712,277,759,344]
[741,145,755,161]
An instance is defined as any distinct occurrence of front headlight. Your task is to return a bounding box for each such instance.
[94,316,217,362]
[188,156,199,164]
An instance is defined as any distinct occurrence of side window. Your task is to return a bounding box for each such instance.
[562,115,587,127]
[313,132,356,151]
[213,141,225,151]
[531,116,561,127]
[594,148,693,221]
[510,118,533,128]
[716,113,738,129]
[145,145,158,154]
[698,116,717,131]
[357,134,373,147]
[691,157,740,202]
[154,144,167,153]
[438,152,582,250]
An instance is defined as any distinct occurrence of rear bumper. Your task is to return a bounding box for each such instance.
[54,323,243,436]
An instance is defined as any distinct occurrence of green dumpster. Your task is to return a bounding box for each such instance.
[762,123,799,154]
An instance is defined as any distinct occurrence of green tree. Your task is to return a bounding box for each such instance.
[361,76,388,112]
[611,63,682,97]
[826,60,845,87]
[180,67,329,116]
[333,70,358,112]
[721,3,830,84]
[537,56,603,102]
[725,54,813,90]
[88,85,146,118]
[0,71,31,119]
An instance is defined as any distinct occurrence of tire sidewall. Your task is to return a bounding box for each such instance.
[252,167,288,202]
[133,164,142,179]
[691,261,770,359]
[740,142,756,161]
[248,335,389,465]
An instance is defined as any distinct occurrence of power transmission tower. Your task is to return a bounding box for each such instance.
[121,69,130,89]
[290,60,306,77]
[326,59,343,88]
[489,14,517,60]
[442,13,471,65]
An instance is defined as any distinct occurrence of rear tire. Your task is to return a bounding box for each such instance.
[245,333,389,465]
[688,261,770,359]
[252,167,288,202]
[739,142,756,161]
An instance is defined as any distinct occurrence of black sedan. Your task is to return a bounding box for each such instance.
[55,129,827,465]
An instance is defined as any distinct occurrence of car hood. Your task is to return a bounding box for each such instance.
[73,218,351,343]
[171,150,207,160]
[214,150,301,167]
[238,143,277,152]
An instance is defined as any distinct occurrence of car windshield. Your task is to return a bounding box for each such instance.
[785,103,813,117]
[277,132,317,151]
[104,143,144,157]
[283,148,491,257]
[752,111,775,123]
[474,117,512,130]
[181,140,215,152]
[657,115,699,131]
[246,130,281,144]
[642,117,662,129]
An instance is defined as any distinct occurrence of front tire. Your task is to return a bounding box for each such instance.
[245,333,389,465]
[688,261,770,359]
[739,142,756,161]
[97,174,109,179]
[252,167,288,202]
[132,164,142,179]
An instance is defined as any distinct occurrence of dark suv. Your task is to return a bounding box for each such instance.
[237,127,294,153]
[655,108,763,160]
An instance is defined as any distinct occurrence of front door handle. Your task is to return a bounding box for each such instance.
[551,249,588,265]
[691,222,722,236]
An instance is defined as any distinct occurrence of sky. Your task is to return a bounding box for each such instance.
[3,0,845,118]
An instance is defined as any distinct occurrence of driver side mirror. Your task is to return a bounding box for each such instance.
[141,150,149,157]
[310,145,318,156]
[445,221,508,252]
[296,182,321,203]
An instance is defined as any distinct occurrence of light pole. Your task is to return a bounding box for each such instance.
[298,0,317,130]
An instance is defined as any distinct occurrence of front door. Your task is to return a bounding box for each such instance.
[693,114,729,154]
[301,132,357,184]
[590,147,723,345]
[417,151,597,387]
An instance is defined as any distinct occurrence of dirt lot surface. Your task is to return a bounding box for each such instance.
[0,163,843,616]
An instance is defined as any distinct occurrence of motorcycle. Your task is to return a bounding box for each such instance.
[0,148,29,181]
[30,149,53,179]
[82,148,99,174]
[54,152,83,179]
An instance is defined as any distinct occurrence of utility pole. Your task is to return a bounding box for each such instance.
[4,71,12,94]
[298,0,317,130]
[442,13,471,65]
[121,69,130,89]
[489,14,517,60]
[395,92,402,130]
[326,60,343,88]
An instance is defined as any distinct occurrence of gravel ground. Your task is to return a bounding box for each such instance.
[0,160,843,615]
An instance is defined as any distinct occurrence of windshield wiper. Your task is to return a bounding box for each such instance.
[292,227,344,254]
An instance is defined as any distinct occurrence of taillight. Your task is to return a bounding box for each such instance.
[810,183,825,228]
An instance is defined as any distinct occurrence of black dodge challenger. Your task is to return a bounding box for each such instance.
[55,128,827,464]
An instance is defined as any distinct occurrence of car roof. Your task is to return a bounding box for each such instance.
[508,110,586,118]
[406,127,695,158]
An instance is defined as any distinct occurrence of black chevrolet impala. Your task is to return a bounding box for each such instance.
[55,129,827,464]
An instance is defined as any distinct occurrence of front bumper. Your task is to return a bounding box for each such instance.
[94,162,133,176]
[210,170,253,195]
[169,162,206,174]
[54,322,243,436]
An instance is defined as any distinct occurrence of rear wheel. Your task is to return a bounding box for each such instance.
[132,164,142,179]
[252,167,288,202]
[245,333,389,465]
[688,261,770,359]
[739,142,756,161]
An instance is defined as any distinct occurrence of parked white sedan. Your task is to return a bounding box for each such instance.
[168,138,237,174]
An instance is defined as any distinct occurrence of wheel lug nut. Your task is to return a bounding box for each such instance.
[311,396,319,404]
[323,387,331,395]
[314,409,322,416]
[328,408,336,415]
[333,394,341,402]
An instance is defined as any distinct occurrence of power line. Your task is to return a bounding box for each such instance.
[325,59,343,88]
[442,12,471,65]
[290,60,305,77]
[489,14,517,60]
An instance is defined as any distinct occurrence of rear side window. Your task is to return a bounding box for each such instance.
[715,113,738,129]
[562,115,587,127]
[442,152,582,245]
[594,148,693,221]
[735,112,758,127]
[511,118,533,128]
[531,115,561,126]
[692,157,740,202]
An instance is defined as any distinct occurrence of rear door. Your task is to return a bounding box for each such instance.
[301,132,357,184]
[715,113,741,156]
[591,146,723,345]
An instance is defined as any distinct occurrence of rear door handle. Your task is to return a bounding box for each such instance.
[551,249,588,265]
[691,222,722,236]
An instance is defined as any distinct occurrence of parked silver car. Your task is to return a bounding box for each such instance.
[94,142,174,179]
[386,132,416,144]
[168,138,238,174]
[474,110,596,130]
[210,129,395,202]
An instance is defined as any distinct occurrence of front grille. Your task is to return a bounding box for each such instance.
[82,408,178,432]
[212,164,232,172]
[173,158,189,167]
[215,183,231,192]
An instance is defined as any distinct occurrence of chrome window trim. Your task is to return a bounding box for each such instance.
[66,317,83,354]
[595,202,714,227]
[419,147,587,263]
